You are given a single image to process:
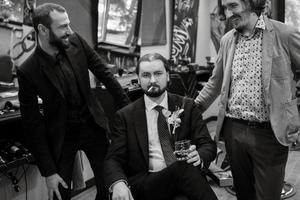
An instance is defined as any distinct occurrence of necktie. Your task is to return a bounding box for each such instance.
[154,105,176,166]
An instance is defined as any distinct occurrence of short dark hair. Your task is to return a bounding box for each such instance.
[32,3,66,33]
[136,53,170,74]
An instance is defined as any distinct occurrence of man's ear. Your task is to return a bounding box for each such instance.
[166,72,170,82]
[37,24,48,35]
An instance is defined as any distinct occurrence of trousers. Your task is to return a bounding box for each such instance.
[223,117,288,200]
[131,162,217,200]
[54,120,109,200]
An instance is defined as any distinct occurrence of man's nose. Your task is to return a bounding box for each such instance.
[150,75,157,82]
[66,26,73,35]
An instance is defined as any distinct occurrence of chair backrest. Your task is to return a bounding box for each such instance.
[168,73,187,96]
[0,55,13,84]
[173,194,189,200]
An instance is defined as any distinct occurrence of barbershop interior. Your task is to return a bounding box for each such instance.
[0,0,300,200]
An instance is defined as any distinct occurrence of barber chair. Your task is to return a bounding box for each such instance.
[168,73,188,96]
[0,55,13,85]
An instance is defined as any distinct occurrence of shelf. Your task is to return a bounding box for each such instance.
[97,43,140,57]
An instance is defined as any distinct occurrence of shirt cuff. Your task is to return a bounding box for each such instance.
[109,179,128,193]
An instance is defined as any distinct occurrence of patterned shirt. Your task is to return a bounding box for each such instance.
[226,15,269,122]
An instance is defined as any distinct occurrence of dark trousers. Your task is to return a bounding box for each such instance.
[132,162,218,200]
[223,118,289,200]
[55,120,109,200]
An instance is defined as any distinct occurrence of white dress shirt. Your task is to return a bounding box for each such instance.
[144,91,169,172]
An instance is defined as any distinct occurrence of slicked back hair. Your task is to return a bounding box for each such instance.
[136,53,170,74]
[32,3,66,33]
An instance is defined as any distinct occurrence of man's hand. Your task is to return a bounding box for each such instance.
[287,130,300,144]
[45,173,68,200]
[186,145,202,167]
[112,181,134,200]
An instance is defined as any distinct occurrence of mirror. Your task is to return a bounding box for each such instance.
[98,0,139,47]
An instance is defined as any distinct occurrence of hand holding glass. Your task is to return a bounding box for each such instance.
[174,140,191,161]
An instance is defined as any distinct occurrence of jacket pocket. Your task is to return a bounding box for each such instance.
[271,55,289,79]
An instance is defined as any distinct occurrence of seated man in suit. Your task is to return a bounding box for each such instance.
[104,53,218,200]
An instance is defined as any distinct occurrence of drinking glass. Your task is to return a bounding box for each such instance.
[174,140,191,161]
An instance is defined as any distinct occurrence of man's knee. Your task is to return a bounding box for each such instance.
[169,162,202,178]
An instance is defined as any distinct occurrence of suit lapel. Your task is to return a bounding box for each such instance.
[134,98,149,164]
[261,16,274,95]
[168,94,182,143]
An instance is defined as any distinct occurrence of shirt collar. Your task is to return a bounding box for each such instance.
[37,45,62,65]
[144,91,168,111]
[255,15,266,30]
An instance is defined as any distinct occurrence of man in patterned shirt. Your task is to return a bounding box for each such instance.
[195,0,300,200]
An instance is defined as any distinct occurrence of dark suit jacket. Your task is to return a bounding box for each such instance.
[104,93,216,189]
[17,33,130,177]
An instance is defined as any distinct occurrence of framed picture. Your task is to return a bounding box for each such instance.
[141,0,166,46]
[23,0,36,26]
[170,0,199,62]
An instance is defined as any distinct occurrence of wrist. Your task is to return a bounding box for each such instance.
[109,180,128,193]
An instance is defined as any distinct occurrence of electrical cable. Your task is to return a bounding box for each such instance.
[22,165,28,200]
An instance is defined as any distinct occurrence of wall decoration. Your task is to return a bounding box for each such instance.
[171,0,199,62]
[23,0,36,26]
[141,0,166,46]
[98,0,140,48]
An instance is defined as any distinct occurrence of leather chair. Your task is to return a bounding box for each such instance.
[168,73,188,97]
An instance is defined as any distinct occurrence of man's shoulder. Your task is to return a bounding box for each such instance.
[219,29,236,48]
[18,48,38,73]
[117,96,144,114]
[68,32,86,47]
[222,29,235,40]
[268,18,297,36]
[168,93,195,107]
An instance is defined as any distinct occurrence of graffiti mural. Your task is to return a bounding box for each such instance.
[171,0,199,62]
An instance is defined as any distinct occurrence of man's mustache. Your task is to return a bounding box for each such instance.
[228,14,240,22]
[62,33,71,39]
[147,84,160,92]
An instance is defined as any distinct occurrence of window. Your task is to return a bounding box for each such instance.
[285,0,300,31]
[97,0,139,47]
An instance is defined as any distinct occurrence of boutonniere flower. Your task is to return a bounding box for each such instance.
[162,106,184,134]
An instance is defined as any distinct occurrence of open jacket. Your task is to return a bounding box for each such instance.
[196,16,300,146]
[17,33,130,176]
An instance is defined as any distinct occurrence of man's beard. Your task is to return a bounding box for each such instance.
[49,29,70,50]
[143,84,167,98]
